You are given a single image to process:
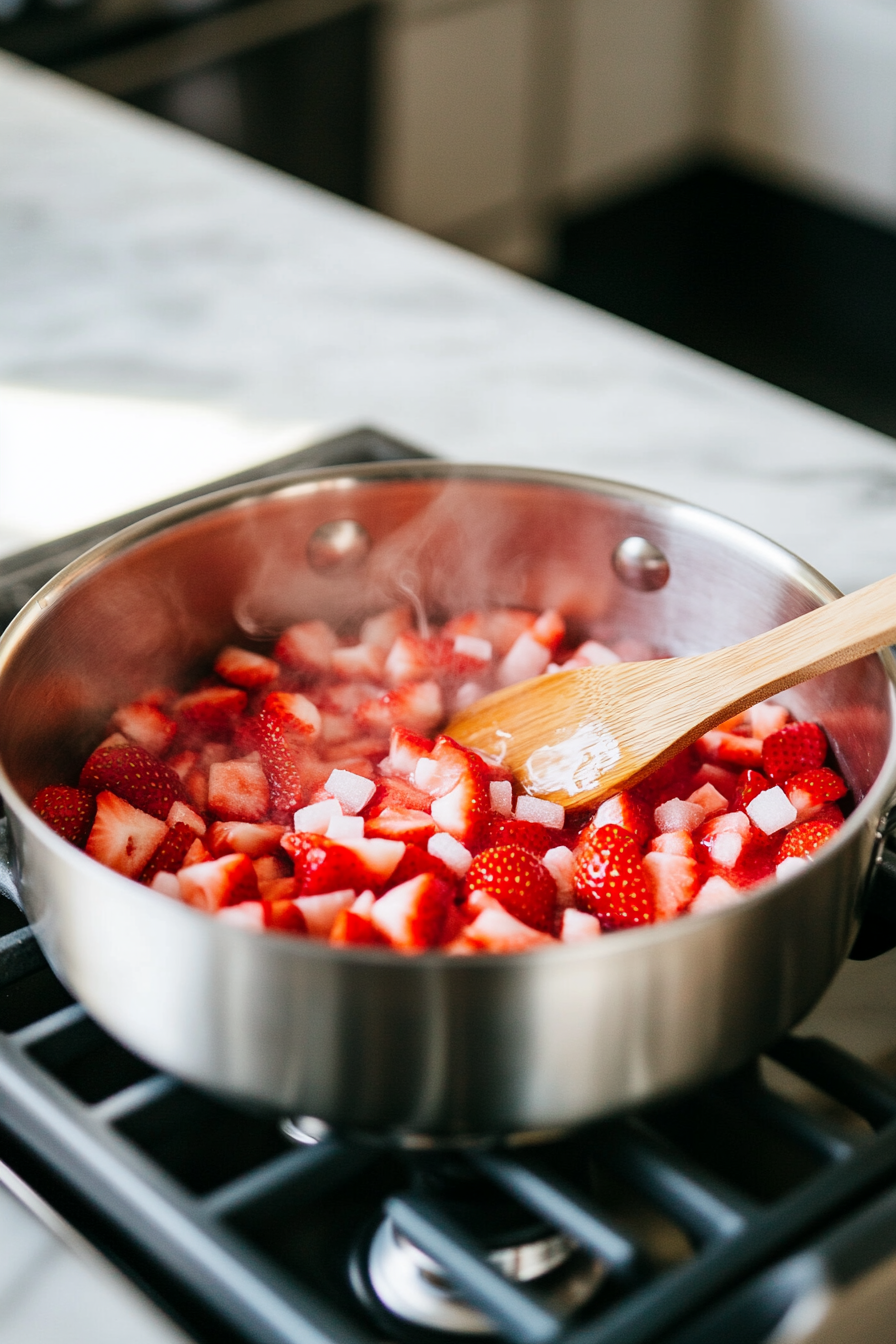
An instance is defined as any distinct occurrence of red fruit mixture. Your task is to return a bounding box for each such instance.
[31,608,849,954]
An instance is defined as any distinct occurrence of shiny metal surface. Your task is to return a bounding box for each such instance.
[0,462,895,1139]
[611,536,671,592]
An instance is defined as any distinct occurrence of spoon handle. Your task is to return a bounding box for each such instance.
[700,571,896,714]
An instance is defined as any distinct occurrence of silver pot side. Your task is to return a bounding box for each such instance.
[0,462,894,1139]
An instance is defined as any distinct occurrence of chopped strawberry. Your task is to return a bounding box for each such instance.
[207,760,270,823]
[32,785,96,847]
[386,726,435,778]
[368,775,433,815]
[642,851,700,919]
[498,631,552,687]
[573,824,655,930]
[762,721,828,784]
[262,692,321,737]
[281,832,368,895]
[464,844,557,933]
[365,807,436,842]
[451,893,553,953]
[684,784,726,818]
[355,682,444,736]
[273,620,337,673]
[430,767,490,846]
[370,874,453,950]
[334,836,406,885]
[388,844,456,889]
[85,791,169,879]
[778,819,839,860]
[255,711,306,820]
[696,730,763,768]
[530,609,565,652]
[329,891,383,945]
[590,791,652,848]
[689,762,738,802]
[175,686,247,737]
[694,811,752,871]
[360,606,413,650]
[733,769,771,812]
[182,837,212,866]
[331,643,387,680]
[167,750,199,782]
[258,876,297,902]
[214,645,280,688]
[184,769,209,814]
[80,744,187,821]
[649,830,695,858]
[814,803,846,829]
[748,702,790,740]
[482,816,558,857]
[785,767,847,820]
[262,898,308,934]
[111,702,177,757]
[142,823,197,884]
[178,853,258,912]
[444,608,536,658]
[166,800,206,835]
[206,821,286,857]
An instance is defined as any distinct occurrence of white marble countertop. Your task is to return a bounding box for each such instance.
[3,46,896,1344]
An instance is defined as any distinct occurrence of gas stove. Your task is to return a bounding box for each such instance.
[1,429,896,1344]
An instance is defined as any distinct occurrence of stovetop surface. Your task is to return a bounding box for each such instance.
[1,429,896,1344]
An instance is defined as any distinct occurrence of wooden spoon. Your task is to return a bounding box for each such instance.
[446,572,896,810]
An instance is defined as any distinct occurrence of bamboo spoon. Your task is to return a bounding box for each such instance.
[446,572,896,810]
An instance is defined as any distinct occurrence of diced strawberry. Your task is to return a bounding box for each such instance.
[684,784,727,818]
[530,609,565,652]
[259,876,297,902]
[694,811,751,870]
[178,853,258,912]
[274,620,337,673]
[762,721,828,784]
[281,832,368,895]
[482,816,558,857]
[368,776,433,815]
[573,824,655,930]
[696,731,763,768]
[133,686,178,712]
[388,844,456,888]
[321,737,388,765]
[642,852,700,920]
[371,874,453,950]
[206,821,286,857]
[166,800,206,835]
[182,837,212,866]
[185,769,209,813]
[214,645,280,688]
[334,836,406,885]
[444,609,536,658]
[32,785,96,848]
[649,830,696,858]
[748,702,790,740]
[255,711,305,820]
[785,767,847,820]
[814,803,845,829]
[464,844,557,933]
[175,686,247,737]
[360,606,413,650]
[689,762,738,802]
[331,643,387,680]
[207,760,270,822]
[590,791,652,847]
[262,898,308,934]
[142,823,197,884]
[777,819,839,860]
[355,682,444,736]
[167,750,198,782]
[430,767,490,846]
[386,726,435,779]
[262,691,321,737]
[451,893,553,953]
[111,702,177,757]
[733,769,771,812]
[365,807,436,842]
[85,791,168,879]
[253,852,293,886]
[80,744,187,821]
[383,633,438,684]
[497,631,552,687]
[560,908,602,941]
[295,888,357,935]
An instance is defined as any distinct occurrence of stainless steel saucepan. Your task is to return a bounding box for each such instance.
[0,462,895,1142]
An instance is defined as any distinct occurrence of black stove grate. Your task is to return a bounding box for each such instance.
[1,428,896,1344]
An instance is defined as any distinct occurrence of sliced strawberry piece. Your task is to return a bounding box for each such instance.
[167,750,199,782]
[649,830,696,858]
[142,823,197,884]
[32,785,96,848]
[590,791,652,848]
[182,837,212,866]
[207,821,286,857]
[214,645,280,688]
[256,711,305,820]
[80,744,187,821]
[335,836,406,885]
[262,898,308,934]
[696,730,763,768]
[331,643,387,680]
[365,807,436,842]
[281,832,368,895]
[175,686,247,737]
[355,682,443,736]
[430,770,490,846]
[360,606,413,650]
[274,620,337,673]
[452,893,553,953]
[530,609,565,652]
[85,791,168,879]
[185,769,209,814]
[642,851,700,919]
[573,824,655,930]
[497,631,552,687]
[207,760,270,822]
[785,767,847,820]
[777,819,839,860]
[689,762,738,803]
[166,800,206,835]
[330,906,384,945]
[386,726,435,779]
[388,844,456,889]
[748,702,790,740]
[370,874,452,950]
[413,736,476,798]
[262,692,321,737]
[178,853,259,912]
[482,816,557,857]
[762,721,828,784]
[111,702,177,757]
[444,608,536,658]
[733,769,771,812]
[694,811,752,871]
[814,802,845,829]
[464,844,557,933]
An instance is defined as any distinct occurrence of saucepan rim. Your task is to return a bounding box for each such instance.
[1,459,895,967]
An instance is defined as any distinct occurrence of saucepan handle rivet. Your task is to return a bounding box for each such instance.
[307,519,372,573]
[612,536,670,591]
